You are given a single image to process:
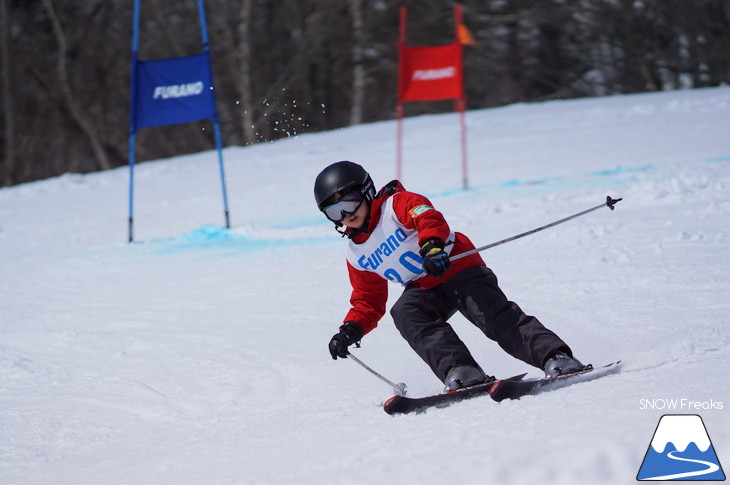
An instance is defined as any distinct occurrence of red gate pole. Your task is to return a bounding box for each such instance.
[396,103,404,181]
[456,97,468,190]
[454,4,468,190]
[396,7,407,182]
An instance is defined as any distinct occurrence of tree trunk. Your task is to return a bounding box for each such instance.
[349,0,364,126]
[238,0,255,144]
[1,0,14,186]
[41,0,111,172]
[149,0,186,58]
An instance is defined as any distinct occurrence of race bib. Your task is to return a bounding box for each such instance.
[347,198,453,286]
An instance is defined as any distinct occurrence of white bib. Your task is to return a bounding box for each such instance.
[346,198,454,286]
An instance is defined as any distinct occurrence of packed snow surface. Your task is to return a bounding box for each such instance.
[1,87,729,485]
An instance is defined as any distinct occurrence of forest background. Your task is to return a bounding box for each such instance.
[1,0,729,187]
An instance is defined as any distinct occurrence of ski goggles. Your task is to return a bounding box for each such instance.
[322,191,364,222]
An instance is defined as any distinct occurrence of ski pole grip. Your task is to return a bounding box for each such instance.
[606,196,622,210]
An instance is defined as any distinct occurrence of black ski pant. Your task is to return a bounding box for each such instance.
[390,265,572,383]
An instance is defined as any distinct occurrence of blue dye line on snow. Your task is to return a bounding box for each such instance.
[499,175,564,187]
[155,162,670,243]
[140,159,719,253]
[147,224,332,255]
[422,164,650,200]
[587,164,654,176]
[707,155,730,163]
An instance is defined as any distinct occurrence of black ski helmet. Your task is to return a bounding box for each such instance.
[314,161,376,215]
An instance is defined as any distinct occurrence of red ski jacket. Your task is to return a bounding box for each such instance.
[343,181,484,334]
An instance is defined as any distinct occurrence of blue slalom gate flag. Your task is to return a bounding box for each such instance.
[133,52,216,128]
[127,0,231,243]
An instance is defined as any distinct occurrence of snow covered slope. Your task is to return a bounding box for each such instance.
[1,87,729,485]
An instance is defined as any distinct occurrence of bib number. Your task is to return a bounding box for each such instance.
[383,251,424,285]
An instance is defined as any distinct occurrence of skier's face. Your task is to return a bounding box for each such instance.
[323,190,369,229]
[340,199,369,229]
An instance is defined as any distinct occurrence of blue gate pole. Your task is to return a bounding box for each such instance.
[197,0,231,229]
[127,0,142,242]
[213,119,231,229]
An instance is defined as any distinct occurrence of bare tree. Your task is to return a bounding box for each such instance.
[41,0,111,172]
[2,0,730,186]
[237,0,255,144]
[0,0,14,186]
[349,0,365,126]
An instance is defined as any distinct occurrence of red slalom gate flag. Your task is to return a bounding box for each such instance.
[397,42,464,102]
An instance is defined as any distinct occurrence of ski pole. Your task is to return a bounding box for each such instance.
[450,195,622,262]
[347,351,408,396]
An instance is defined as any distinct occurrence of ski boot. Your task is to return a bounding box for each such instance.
[443,365,493,392]
[544,352,584,378]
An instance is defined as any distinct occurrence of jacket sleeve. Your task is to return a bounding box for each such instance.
[391,192,451,245]
[389,191,486,289]
[344,260,388,335]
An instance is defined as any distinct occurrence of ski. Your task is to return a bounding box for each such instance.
[383,373,527,415]
[488,360,622,402]
[383,361,622,415]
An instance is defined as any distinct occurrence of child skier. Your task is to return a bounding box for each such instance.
[314,161,583,390]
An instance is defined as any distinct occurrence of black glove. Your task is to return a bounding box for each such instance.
[328,322,365,360]
[420,239,451,277]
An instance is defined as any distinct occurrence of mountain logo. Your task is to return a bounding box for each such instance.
[637,414,726,481]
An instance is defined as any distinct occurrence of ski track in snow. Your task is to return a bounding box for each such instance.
[1,87,729,485]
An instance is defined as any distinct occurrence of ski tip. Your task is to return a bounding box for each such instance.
[383,395,401,415]
[487,372,529,402]
[487,380,504,401]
